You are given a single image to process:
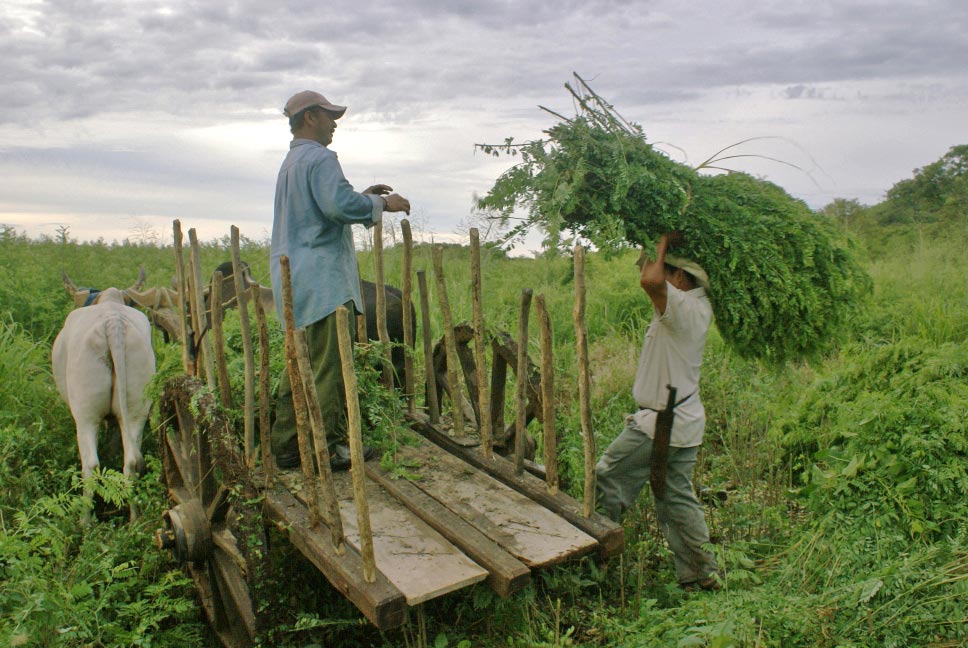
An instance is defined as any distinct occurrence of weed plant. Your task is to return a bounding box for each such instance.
[1,203,966,646]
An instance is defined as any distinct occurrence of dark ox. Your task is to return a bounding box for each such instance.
[211,261,416,383]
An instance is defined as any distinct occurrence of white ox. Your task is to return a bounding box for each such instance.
[52,286,156,521]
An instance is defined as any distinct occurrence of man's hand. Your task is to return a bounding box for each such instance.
[640,232,675,314]
[363,184,393,196]
[383,193,411,215]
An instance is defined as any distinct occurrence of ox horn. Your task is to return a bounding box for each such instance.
[128,266,147,292]
[62,270,80,297]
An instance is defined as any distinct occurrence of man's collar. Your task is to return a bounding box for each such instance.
[290,138,328,150]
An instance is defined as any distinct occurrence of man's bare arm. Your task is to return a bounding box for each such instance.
[641,234,671,315]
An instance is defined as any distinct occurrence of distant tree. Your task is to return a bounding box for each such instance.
[881,144,968,225]
[56,225,72,245]
[128,218,161,246]
[453,202,509,246]
[819,198,866,231]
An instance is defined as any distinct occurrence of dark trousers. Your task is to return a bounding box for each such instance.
[271,303,356,454]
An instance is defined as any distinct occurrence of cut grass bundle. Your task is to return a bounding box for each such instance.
[477,74,871,364]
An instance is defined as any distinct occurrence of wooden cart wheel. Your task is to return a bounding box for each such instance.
[155,376,269,648]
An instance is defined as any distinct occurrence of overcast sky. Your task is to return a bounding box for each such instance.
[2,0,965,252]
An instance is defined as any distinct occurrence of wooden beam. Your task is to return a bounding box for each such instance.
[431,245,463,436]
[363,462,530,598]
[276,470,488,606]
[535,294,559,496]
[372,222,394,389]
[416,270,440,423]
[330,471,487,605]
[188,228,216,389]
[262,485,407,630]
[401,219,416,413]
[573,245,596,518]
[469,228,493,459]
[210,271,233,408]
[294,329,344,553]
[336,305,377,583]
[514,289,533,474]
[230,226,256,469]
[395,440,597,568]
[251,286,275,486]
[279,256,321,525]
[172,220,193,374]
[407,411,624,558]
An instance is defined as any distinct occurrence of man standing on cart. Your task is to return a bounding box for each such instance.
[270,90,410,471]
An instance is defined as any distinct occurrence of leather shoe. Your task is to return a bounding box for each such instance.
[275,439,301,470]
[680,576,721,592]
[329,444,375,472]
[275,441,375,472]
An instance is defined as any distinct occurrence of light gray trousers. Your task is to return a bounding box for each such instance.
[595,415,719,584]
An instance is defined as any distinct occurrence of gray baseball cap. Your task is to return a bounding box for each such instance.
[283,90,347,119]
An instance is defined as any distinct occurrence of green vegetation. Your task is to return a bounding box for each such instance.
[1,144,966,646]
[476,76,872,365]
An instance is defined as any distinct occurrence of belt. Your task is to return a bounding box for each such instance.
[638,389,696,414]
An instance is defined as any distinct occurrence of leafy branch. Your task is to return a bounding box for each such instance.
[475,73,871,364]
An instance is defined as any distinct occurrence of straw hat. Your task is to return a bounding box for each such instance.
[664,254,711,292]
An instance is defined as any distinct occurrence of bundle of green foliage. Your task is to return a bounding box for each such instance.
[477,74,871,364]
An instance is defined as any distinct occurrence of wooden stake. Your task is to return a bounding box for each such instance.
[252,285,275,485]
[401,220,415,414]
[514,289,533,474]
[280,256,322,526]
[432,245,464,437]
[230,226,256,468]
[336,305,377,583]
[535,295,559,495]
[417,270,440,424]
[470,228,493,459]
[573,245,595,517]
[188,228,216,388]
[294,329,345,554]
[373,221,393,389]
[356,261,368,343]
[210,271,234,408]
[172,220,193,374]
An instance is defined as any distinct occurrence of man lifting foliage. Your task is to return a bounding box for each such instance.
[595,232,721,592]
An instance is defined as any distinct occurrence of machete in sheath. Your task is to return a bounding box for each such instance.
[649,384,678,500]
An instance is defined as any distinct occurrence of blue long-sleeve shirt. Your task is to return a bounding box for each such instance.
[270,139,383,328]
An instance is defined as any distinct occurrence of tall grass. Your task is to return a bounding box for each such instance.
[2,224,966,646]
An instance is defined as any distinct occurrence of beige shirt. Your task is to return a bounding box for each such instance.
[629,283,711,447]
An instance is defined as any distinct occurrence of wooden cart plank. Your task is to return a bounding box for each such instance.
[396,438,598,568]
[364,462,531,598]
[407,411,625,557]
[331,471,488,605]
[263,485,407,629]
[276,471,489,606]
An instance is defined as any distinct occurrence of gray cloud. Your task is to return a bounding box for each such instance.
[0,0,965,244]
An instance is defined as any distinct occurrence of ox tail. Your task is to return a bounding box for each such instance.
[105,313,131,429]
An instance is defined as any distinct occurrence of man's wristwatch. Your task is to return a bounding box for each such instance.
[381,196,389,210]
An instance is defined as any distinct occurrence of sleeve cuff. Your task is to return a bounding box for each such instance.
[368,194,384,225]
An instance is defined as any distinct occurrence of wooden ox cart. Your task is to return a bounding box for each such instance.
[152,222,622,647]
